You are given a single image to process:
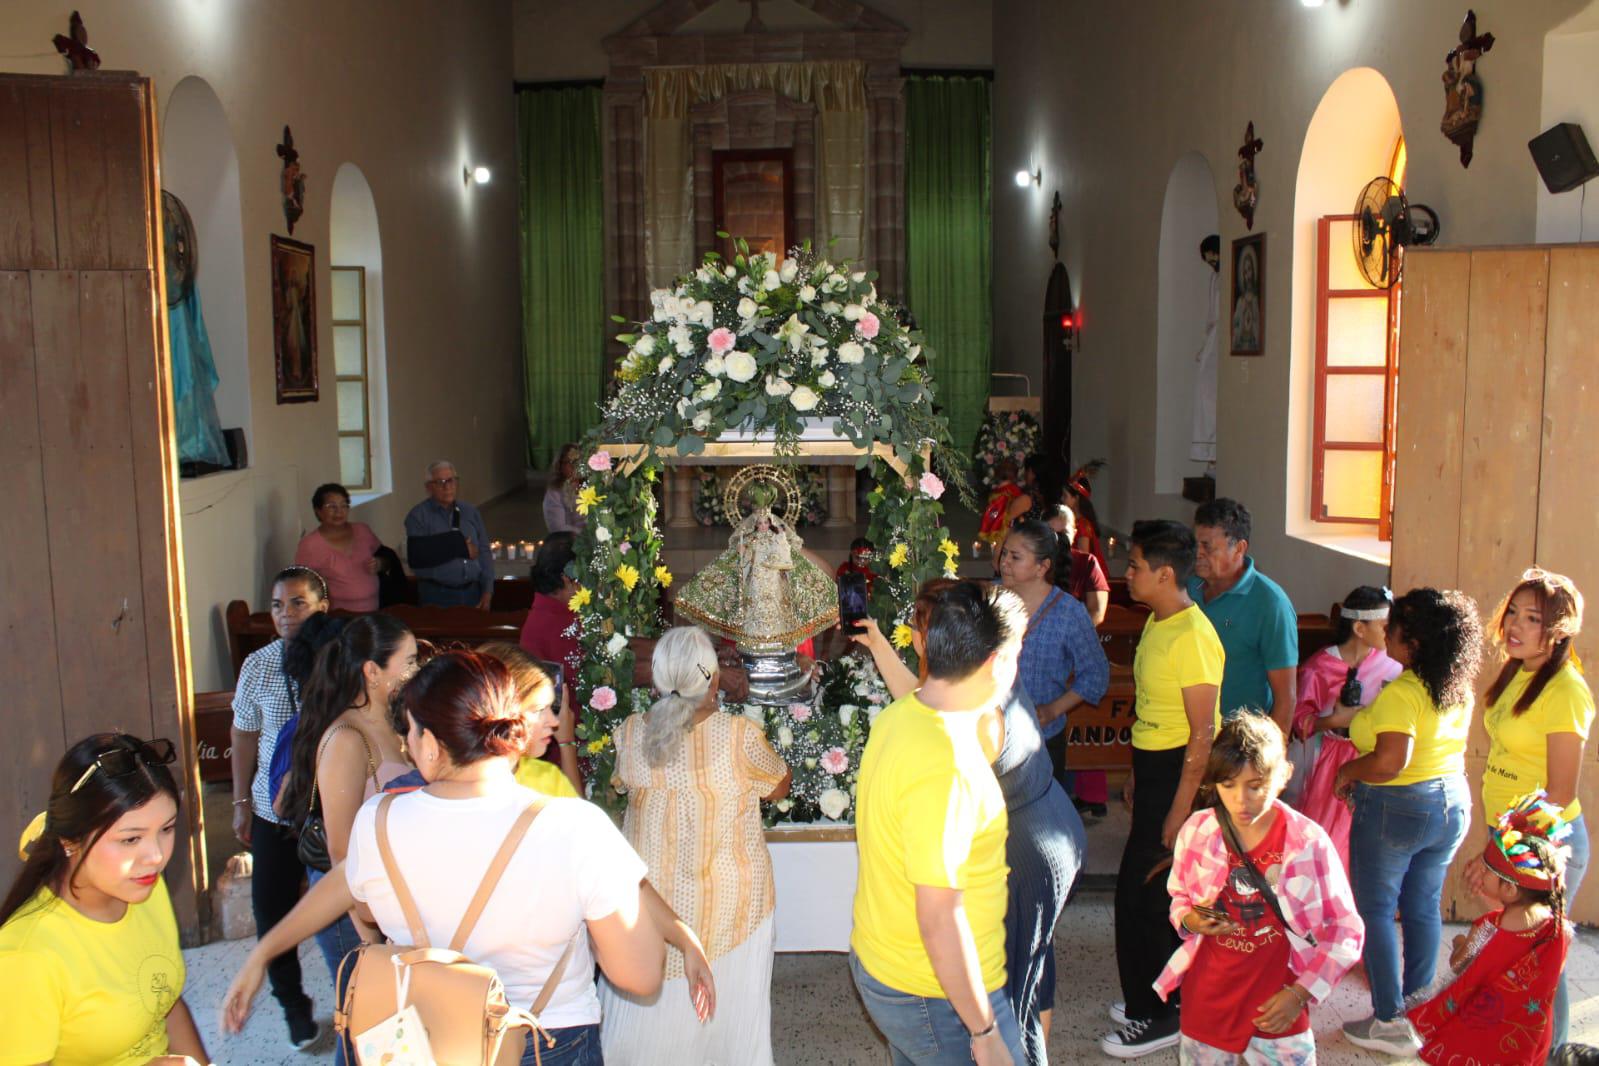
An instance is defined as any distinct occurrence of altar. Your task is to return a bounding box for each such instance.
[767,825,858,953]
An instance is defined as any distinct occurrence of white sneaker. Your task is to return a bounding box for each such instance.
[1109,1001,1129,1025]
[1343,1014,1420,1056]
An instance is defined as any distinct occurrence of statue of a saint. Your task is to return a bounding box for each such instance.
[674,475,838,653]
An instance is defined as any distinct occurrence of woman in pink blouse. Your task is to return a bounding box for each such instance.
[293,483,386,612]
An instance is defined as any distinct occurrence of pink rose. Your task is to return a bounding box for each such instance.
[820,747,849,776]
[587,450,613,472]
[789,702,813,722]
[918,472,945,499]
[707,327,736,354]
[590,686,618,711]
[619,541,632,554]
[857,311,880,340]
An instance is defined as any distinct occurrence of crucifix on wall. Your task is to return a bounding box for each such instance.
[740,0,765,32]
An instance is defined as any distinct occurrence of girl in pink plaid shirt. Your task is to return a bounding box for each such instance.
[1155,716,1366,1064]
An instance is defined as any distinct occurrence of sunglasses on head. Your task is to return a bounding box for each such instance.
[70,738,177,794]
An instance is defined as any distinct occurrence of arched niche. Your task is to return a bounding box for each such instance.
[1154,152,1221,495]
[330,163,392,501]
[161,76,250,451]
[1286,68,1402,545]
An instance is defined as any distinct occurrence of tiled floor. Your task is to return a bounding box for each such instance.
[182,881,1599,1064]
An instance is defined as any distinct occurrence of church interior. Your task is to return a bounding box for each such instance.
[6,0,1599,1062]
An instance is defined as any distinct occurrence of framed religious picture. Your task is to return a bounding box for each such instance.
[1229,232,1266,356]
[270,234,319,402]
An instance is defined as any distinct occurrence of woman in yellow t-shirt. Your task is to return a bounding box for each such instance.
[478,641,584,798]
[0,733,207,1066]
[1334,588,1481,1056]
[1472,568,1592,1050]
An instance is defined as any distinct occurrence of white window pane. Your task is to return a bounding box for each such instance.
[337,381,366,432]
[1327,220,1376,291]
[331,268,361,321]
[1324,374,1385,444]
[334,325,365,376]
[1321,450,1381,521]
[1327,297,1388,367]
[340,436,368,488]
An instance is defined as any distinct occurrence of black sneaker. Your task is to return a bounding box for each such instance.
[1100,1014,1180,1058]
[285,1003,322,1051]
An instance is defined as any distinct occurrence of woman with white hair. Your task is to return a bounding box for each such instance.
[600,626,792,1064]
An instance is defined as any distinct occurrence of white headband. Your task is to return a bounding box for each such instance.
[1341,606,1390,621]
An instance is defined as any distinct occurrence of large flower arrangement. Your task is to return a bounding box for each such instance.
[569,239,969,818]
[736,653,891,825]
[971,407,1042,492]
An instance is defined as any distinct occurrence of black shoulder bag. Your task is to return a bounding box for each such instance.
[1215,806,1316,946]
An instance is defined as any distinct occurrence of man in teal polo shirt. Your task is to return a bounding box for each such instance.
[1189,498,1298,732]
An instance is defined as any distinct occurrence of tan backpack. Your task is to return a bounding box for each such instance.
[335,792,579,1066]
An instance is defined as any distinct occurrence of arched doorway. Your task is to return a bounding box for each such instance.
[330,163,390,498]
[1155,152,1221,495]
[1041,262,1075,467]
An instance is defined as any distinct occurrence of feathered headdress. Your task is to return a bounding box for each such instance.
[1485,790,1572,892]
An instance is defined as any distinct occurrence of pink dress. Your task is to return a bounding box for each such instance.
[294,523,382,612]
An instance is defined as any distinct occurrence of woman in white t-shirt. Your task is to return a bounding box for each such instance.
[222,651,669,1065]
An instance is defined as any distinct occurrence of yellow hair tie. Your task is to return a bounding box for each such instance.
[18,811,47,861]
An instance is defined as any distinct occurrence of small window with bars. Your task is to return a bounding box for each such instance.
[331,266,370,490]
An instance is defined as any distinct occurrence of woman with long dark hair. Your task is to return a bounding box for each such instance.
[276,613,415,990]
[224,651,668,1064]
[1335,587,1481,1056]
[0,733,207,1065]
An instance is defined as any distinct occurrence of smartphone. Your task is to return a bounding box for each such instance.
[838,572,869,635]
[1191,903,1230,924]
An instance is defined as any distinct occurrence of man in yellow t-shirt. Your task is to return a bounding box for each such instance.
[1104,520,1223,1058]
[851,581,1026,1066]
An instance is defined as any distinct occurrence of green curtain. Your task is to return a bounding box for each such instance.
[905,76,992,454]
[518,86,605,469]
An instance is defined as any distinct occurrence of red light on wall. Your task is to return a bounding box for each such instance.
[1059,311,1075,331]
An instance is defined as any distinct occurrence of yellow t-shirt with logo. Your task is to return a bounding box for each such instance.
[1483,661,1594,825]
[515,755,581,799]
[1131,605,1225,751]
[851,693,1009,998]
[1350,670,1470,787]
[0,876,185,1066]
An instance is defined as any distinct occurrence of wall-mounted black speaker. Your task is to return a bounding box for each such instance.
[1529,123,1599,194]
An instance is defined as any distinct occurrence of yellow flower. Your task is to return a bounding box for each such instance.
[938,538,960,559]
[569,585,592,611]
[586,735,612,755]
[943,558,959,578]
[575,486,604,515]
[891,624,914,649]
[654,565,673,588]
[888,543,909,569]
[615,563,640,591]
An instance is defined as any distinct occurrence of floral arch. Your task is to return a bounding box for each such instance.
[568,238,968,821]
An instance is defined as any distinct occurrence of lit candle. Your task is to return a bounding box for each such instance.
[490,540,503,559]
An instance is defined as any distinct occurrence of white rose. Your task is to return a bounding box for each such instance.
[725,265,737,278]
[657,355,674,374]
[775,798,793,813]
[818,370,836,388]
[844,303,864,321]
[817,788,850,821]
[762,269,782,291]
[838,341,866,365]
[594,525,612,543]
[822,301,843,315]
[738,297,758,320]
[779,258,799,282]
[840,704,857,727]
[692,410,712,431]
[698,379,722,401]
[635,334,656,356]
[724,351,758,382]
[799,284,817,303]
[777,725,794,749]
[704,354,726,377]
[765,376,793,397]
[605,633,628,657]
[852,271,867,283]
[789,385,819,412]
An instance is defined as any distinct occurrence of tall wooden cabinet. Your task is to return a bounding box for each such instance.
[0,74,203,938]
[1392,244,1599,923]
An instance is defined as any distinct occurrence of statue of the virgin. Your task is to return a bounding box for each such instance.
[673,468,838,658]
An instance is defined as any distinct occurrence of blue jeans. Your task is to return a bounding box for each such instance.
[307,867,364,1066]
[1553,813,1589,1054]
[850,952,1024,1066]
[520,1023,602,1066]
[1349,775,1471,1021]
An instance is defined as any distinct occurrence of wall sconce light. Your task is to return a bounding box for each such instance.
[463,165,492,186]
[1014,167,1041,188]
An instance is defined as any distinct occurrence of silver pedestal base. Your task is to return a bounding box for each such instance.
[740,647,811,706]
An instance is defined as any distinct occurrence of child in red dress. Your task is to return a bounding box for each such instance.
[1407,791,1574,1066]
